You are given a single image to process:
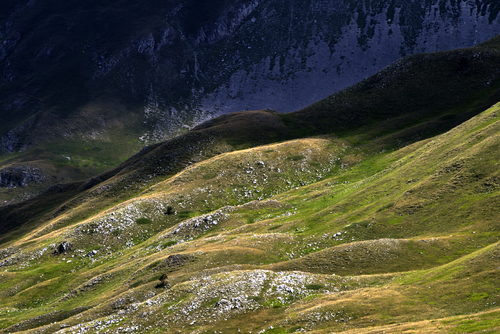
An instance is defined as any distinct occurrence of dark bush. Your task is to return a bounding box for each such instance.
[136,217,152,225]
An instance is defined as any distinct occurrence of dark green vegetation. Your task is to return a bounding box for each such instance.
[1,37,500,333]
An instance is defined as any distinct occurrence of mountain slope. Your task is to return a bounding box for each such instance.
[2,35,500,241]
[2,0,500,205]
[1,44,500,332]
[1,101,500,333]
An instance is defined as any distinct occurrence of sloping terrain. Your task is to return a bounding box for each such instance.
[2,33,500,213]
[1,40,500,332]
[2,0,500,205]
[1,102,500,333]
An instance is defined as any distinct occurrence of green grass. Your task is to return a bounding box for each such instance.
[136,217,153,225]
[177,211,193,219]
[287,155,305,161]
[447,310,500,333]
[304,284,323,290]
[162,240,177,248]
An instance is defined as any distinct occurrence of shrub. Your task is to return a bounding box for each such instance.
[165,206,174,215]
[305,284,323,290]
[136,217,152,225]
[287,155,305,161]
[155,274,169,289]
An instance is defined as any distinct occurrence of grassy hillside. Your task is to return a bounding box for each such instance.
[1,101,500,332]
[1,38,500,333]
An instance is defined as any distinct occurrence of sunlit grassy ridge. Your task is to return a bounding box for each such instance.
[0,100,500,333]
[3,33,500,242]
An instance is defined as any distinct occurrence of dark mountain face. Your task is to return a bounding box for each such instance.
[1,0,499,149]
[0,0,499,204]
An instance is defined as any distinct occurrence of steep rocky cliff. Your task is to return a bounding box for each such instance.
[1,0,500,149]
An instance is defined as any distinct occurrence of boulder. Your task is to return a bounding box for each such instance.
[52,241,71,255]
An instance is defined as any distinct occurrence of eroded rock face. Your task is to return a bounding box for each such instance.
[0,166,45,188]
[198,0,500,114]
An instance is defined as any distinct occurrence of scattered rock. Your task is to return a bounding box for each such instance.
[165,254,191,268]
[86,250,98,257]
[52,241,71,255]
[0,166,45,188]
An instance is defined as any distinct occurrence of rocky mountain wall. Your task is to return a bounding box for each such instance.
[1,0,500,149]
[200,0,500,114]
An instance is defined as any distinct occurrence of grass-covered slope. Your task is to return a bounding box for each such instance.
[289,35,500,141]
[1,37,500,333]
[1,97,500,333]
[0,109,290,243]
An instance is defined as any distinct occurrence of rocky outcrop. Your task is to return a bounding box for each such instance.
[0,166,45,188]
[165,254,192,268]
[52,241,71,255]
